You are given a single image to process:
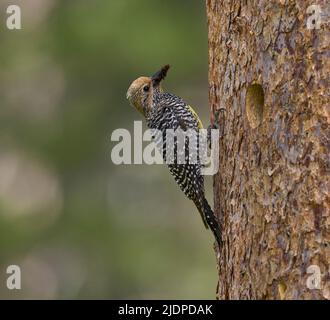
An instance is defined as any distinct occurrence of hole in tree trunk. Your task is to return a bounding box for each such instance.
[246,84,264,128]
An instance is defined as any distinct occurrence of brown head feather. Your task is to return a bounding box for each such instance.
[127,65,170,116]
[126,76,152,116]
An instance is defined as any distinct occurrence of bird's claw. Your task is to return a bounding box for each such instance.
[208,107,226,148]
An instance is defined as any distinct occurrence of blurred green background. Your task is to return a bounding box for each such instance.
[0,0,217,299]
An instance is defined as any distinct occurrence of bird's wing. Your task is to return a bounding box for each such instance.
[187,105,204,129]
[174,104,204,132]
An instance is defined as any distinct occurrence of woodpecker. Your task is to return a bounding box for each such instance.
[126,65,221,245]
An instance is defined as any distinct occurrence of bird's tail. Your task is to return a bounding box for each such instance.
[194,197,222,246]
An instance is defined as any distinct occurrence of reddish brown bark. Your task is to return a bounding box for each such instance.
[207,0,329,299]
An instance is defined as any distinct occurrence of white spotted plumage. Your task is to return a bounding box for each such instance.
[127,66,221,245]
[146,89,221,244]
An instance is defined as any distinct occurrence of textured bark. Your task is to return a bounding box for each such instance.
[207,0,329,299]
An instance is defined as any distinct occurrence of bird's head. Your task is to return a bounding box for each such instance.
[126,65,170,116]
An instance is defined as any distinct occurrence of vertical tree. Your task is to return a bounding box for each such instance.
[206,0,329,299]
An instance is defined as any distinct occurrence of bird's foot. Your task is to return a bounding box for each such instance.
[207,108,226,149]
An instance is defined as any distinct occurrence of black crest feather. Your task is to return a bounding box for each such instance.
[151,64,170,86]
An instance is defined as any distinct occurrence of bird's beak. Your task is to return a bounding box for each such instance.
[151,64,170,87]
[126,91,131,100]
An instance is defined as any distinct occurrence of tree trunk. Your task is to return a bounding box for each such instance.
[206,0,329,299]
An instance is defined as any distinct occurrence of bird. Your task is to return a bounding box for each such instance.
[126,65,221,245]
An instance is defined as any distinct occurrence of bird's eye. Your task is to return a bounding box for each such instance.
[143,85,150,92]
